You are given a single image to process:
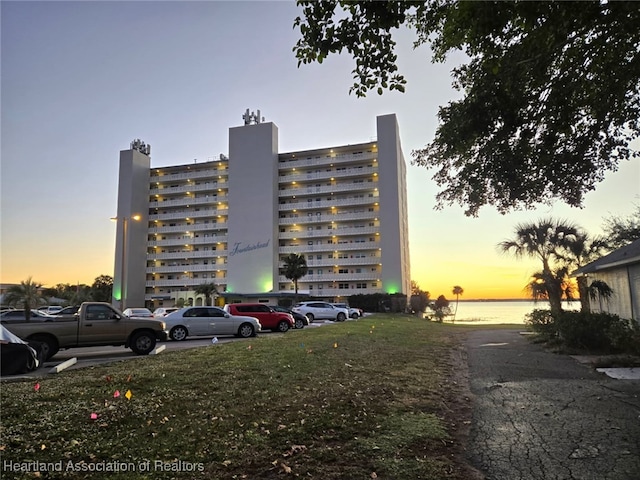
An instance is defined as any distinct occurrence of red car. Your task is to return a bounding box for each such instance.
[223,303,294,332]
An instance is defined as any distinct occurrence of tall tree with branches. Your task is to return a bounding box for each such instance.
[91,275,113,303]
[602,204,640,249]
[282,253,308,304]
[294,1,640,216]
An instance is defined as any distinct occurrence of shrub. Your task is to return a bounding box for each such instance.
[526,310,640,354]
[525,309,557,340]
[554,311,640,353]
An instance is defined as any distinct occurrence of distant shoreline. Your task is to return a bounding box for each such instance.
[456,299,579,303]
[457,298,531,303]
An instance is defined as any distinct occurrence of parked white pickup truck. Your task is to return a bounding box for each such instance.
[1,302,168,360]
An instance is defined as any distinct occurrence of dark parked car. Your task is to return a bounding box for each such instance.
[272,306,308,329]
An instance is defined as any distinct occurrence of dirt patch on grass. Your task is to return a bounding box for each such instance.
[438,331,485,480]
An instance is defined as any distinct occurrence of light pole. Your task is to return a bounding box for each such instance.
[111,214,141,310]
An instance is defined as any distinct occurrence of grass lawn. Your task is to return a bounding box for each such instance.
[1,314,479,479]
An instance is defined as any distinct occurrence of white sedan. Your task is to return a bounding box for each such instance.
[292,302,349,322]
[164,306,261,341]
[123,307,154,318]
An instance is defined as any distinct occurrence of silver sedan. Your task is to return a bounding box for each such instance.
[164,306,261,341]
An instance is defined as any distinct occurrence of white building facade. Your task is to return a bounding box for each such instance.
[112,113,411,309]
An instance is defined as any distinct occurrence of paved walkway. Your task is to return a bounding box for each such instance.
[466,329,640,480]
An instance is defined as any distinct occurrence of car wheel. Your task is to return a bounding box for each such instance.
[276,321,290,333]
[337,312,346,322]
[29,334,59,361]
[130,331,156,355]
[306,313,314,323]
[170,325,188,341]
[238,322,255,338]
[351,312,359,319]
[294,318,305,329]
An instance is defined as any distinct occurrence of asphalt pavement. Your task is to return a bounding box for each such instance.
[466,328,640,480]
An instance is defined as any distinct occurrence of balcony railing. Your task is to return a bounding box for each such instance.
[278,272,378,283]
[146,278,226,287]
[149,209,228,221]
[150,166,228,183]
[148,223,226,234]
[279,225,378,239]
[303,256,381,267]
[149,195,228,208]
[279,210,378,225]
[150,182,226,196]
[278,196,378,212]
[147,250,227,260]
[279,166,376,183]
[147,264,226,274]
[280,286,383,296]
[279,241,380,254]
[278,181,376,198]
[148,236,228,247]
[278,150,376,169]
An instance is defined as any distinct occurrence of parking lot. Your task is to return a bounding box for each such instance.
[0,320,331,381]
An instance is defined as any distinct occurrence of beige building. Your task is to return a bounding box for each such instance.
[573,239,640,322]
[113,113,410,310]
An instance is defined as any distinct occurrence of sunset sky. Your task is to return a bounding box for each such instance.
[2,1,638,300]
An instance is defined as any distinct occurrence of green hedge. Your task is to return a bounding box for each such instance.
[526,309,640,354]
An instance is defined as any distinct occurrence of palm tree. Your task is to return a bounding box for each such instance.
[526,266,575,305]
[588,280,614,311]
[3,277,47,321]
[561,232,609,312]
[194,283,219,306]
[452,285,463,321]
[498,218,579,315]
[282,253,308,304]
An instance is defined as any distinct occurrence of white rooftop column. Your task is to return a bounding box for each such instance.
[376,114,411,297]
[226,121,279,293]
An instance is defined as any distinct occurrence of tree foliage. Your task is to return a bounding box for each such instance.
[451,285,463,321]
[498,218,580,314]
[282,253,309,302]
[410,281,430,313]
[602,203,640,249]
[499,218,616,314]
[561,232,609,312]
[294,1,640,216]
[3,277,47,321]
[429,294,451,322]
[194,283,219,306]
[91,275,113,303]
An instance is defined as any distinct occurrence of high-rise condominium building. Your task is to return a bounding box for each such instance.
[112,112,410,310]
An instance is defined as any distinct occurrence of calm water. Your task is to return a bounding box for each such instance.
[440,300,580,325]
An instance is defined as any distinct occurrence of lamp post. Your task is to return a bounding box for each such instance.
[111,214,141,310]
